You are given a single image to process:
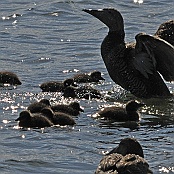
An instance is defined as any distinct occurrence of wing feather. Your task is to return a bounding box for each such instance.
[138,34,174,81]
[134,33,157,79]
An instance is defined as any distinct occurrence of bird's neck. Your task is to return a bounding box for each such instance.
[108,30,125,43]
[101,30,126,84]
[101,30,126,58]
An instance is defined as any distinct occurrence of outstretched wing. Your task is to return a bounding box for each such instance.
[134,33,174,81]
[133,33,157,79]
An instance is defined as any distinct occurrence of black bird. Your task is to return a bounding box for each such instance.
[155,20,174,46]
[40,78,77,92]
[83,8,174,98]
[95,138,153,174]
[41,108,76,126]
[96,100,144,121]
[15,110,53,128]
[73,70,105,83]
[27,99,51,113]
[63,86,77,98]
[0,71,22,86]
[51,101,84,116]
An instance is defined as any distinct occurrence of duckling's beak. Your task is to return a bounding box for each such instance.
[15,117,20,121]
[138,103,145,108]
[100,77,105,80]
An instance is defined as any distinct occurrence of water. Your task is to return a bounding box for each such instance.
[0,0,174,173]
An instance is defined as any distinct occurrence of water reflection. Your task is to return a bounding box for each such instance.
[141,97,174,127]
[97,119,140,130]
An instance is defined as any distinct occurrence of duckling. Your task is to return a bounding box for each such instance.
[155,20,174,46]
[96,100,144,121]
[51,101,84,116]
[0,71,22,86]
[62,86,77,98]
[63,85,102,99]
[73,70,105,83]
[95,138,153,174]
[40,78,77,92]
[15,110,53,128]
[41,108,76,126]
[27,99,51,113]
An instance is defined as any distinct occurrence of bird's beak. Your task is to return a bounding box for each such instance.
[83,9,105,21]
[100,77,105,80]
[15,117,20,121]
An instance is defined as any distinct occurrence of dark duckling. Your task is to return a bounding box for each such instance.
[27,99,51,113]
[63,85,102,99]
[41,108,76,126]
[40,78,77,92]
[51,101,84,116]
[63,86,77,98]
[15,110,53,128]
[0,71,22,86]
[73,70,105,83]
[96,100,144,121]
[155,20,174,46]
[83,8,174,98]
[95,138,153,174]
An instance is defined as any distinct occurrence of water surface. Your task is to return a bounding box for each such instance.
[0,0,174,173]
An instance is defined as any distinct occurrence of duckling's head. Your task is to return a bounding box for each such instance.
[126,100,145,112]
[15,110,31,121]
[70,102,84,112]
[13,76,22,85]
[41,108,54,120]
[63,86,77,98]
[90,71,105,81]
[108,137,144,158]
[39,99,51,106]
[63,78,77,87]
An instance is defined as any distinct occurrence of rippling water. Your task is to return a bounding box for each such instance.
[0,0,174,173]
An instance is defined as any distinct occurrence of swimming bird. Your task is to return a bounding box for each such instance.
[83,8,174,98]
[27,99,51,113]
[63,86,77,98]
[51,101,84,116]
[63,85,102,99]
[96,100,144,121]
[41,108,76,126]
[40,78,77,92]
[0,71,22,86]
[15,110,53,128]
[155,20,174,46]
[72,70,105,83]
[95,138,153,174]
